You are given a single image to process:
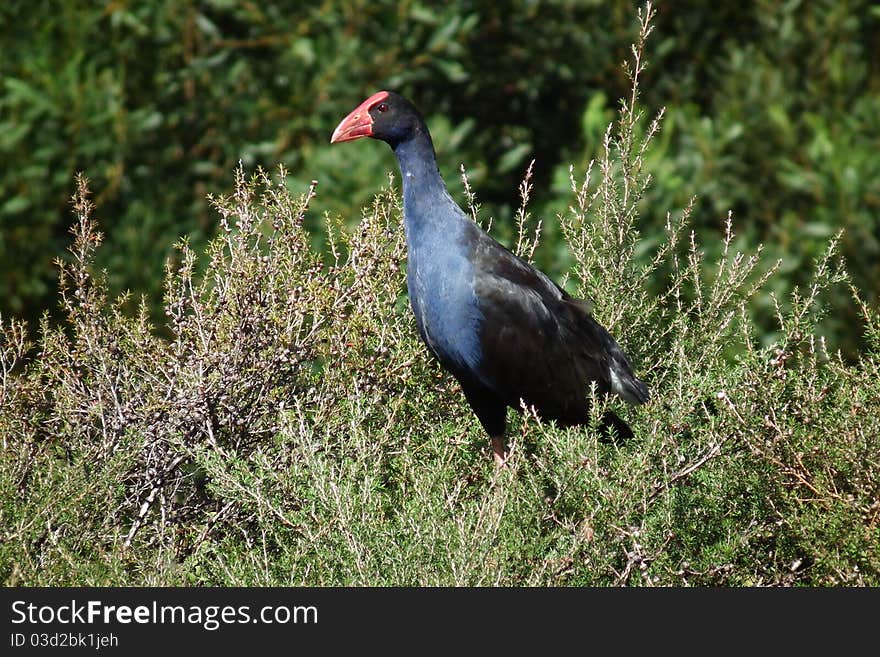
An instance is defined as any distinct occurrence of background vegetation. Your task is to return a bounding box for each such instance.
[1,3,878,585]
[3,1,879,352]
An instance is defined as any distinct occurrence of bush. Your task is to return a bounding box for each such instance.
[2,4,878,586]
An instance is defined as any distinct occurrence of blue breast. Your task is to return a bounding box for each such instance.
[401,185,482,374]
[406,223,483,374]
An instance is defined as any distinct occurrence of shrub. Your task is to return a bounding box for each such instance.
[1,4,877,586]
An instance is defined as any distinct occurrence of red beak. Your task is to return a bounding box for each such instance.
[330,91,390,143]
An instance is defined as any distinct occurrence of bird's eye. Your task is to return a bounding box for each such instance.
[376,103,389,113]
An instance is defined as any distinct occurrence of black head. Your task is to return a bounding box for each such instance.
[330,91,426,149]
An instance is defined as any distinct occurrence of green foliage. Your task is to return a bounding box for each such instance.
[2,6,878,586]
[546,0,880,355]
[0,0,628,327]
[9,0,877,357]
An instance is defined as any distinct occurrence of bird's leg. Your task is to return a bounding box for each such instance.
[490,436,508,467]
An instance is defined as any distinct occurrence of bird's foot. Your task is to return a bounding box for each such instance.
[490,436,508,467]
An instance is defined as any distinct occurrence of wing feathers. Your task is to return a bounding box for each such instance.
[469,229,648,421]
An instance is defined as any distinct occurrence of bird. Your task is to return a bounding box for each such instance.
[331,91,649,466]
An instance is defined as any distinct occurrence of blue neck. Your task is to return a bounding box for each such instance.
[393,133,449,234]
[390,130,482,373]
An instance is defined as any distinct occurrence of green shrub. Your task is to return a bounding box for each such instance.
[1,4,877,586]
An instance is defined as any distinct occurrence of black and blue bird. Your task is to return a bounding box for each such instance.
[331,91,649,465]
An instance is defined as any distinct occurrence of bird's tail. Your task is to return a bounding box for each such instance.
[608,357,650,405]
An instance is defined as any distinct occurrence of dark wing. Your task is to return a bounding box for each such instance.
[467,226,647,424]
